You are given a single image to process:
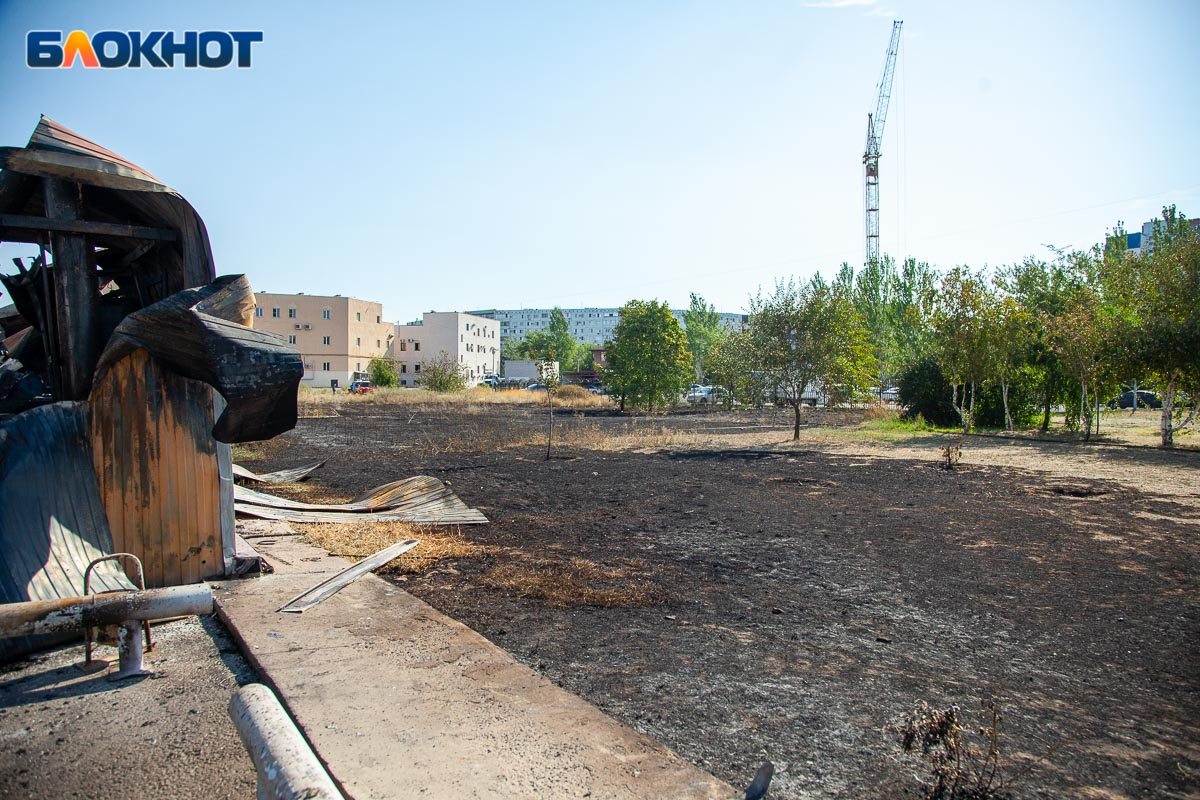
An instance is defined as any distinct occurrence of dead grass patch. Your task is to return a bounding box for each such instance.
[295,520,484,574]
[481,554,668,608]
[296,385,613,414]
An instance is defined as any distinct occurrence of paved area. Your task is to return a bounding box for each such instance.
[0,615,257,800]
[213,532,736,800]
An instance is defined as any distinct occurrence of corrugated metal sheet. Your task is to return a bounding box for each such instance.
[233,477,488,525]
[90,350,224,588]
[28,115,161,183]
[0,402,135,659]
[232,461,325,484]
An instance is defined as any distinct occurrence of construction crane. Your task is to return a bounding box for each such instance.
[863,20,902,267]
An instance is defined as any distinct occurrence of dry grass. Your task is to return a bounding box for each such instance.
[295,520,484,575]
[296,384,613,415]
[481,554,667,608]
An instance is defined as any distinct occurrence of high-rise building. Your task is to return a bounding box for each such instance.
[467,307,746,346]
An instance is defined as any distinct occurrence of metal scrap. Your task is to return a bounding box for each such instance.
[232,461,325,484]
[278,540,420,613]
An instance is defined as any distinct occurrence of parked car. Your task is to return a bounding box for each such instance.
[1108,390,1161,409]
[686,386,729,405]
[525,383,549,392]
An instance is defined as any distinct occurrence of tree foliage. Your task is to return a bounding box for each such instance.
[417,350,468,393]
[748,277,873,439]
[368,357,398,388]
[601,300,692,412]
[682,293,723,383]
[507,308,590,371]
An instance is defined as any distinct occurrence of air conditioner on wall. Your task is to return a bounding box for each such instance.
[294,324,301,329]
[302,324,311,329]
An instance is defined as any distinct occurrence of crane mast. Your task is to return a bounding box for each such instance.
[863,20,902,267]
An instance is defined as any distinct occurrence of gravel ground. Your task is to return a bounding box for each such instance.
[0,616,258,800]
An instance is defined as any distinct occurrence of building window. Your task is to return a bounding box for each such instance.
[414,364,421,373]
[414,342,420,351]
[376,315,381,324]
[400,364,407,373]
[399,342,406,352]
[322,336,331,345]
[288,308,296,318]
[356,362,361,371]
[255,307,263,317]
[322,309,330,320]
[356,312,361,322]
[272,308,280,318]
[376,339,381,348]
[288,335,296,344]
[356,337,361,346]
[322,362,330,371]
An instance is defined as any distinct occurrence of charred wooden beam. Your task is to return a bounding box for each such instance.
[0,212,177,242]
[43,179,96,400]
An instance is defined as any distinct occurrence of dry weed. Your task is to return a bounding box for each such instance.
[295,520,484,574]
[481,554,667,608]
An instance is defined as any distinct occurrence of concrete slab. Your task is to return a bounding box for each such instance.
[212,536,737,800]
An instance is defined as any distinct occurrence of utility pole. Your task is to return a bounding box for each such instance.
[863,20,903,267]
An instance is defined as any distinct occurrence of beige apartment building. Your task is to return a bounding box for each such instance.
[253,293,392,387]
[390,311,500,386]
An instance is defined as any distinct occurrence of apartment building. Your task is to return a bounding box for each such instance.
[467,306,747,346]
[390,311,500,386]
[253,292,392,387]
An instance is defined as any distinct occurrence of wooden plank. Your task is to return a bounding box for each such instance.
[278,540,420,613]
[0,213,177,242]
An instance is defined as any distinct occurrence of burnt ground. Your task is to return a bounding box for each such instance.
[247,404,1200,800]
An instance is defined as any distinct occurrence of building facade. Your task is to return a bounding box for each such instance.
[467,307,746,346]
[1120,216,1200,256]
[389,311,500,387]
[253,293,392,387]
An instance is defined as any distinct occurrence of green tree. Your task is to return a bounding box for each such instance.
[600,300,692,412]
[707,328,765,407]
[682,293,722,383]
[368,357,398,388]
[931,267,996,433]
[510,308,588,371]
[418,350,468,393]
[749,277,873,439]
[1103,205,1200,446]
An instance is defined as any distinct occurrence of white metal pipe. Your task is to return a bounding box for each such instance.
[229,683,342,800]
[0,584,213,638]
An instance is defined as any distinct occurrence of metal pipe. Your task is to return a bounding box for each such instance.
[0,585,212,639]
[229,684,342,800]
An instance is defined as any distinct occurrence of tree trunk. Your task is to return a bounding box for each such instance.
[1161,372,1177,447]
[792,400,802,441]
[964,382,975,434]
[545,390,554,460]
[1002,379,1013,433]
[1040,373,1052,433]
[1081,380,1091,442]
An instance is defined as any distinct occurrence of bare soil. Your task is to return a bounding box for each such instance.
[248,404,1200,800]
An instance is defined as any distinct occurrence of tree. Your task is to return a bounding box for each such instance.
[368,357,398,388]
[931,267,996,433]
[1103,206,1200,446]
[600,300,692,412]
[417,350,468,393]
[748,277,873,439]
[509,308,588,371]
[707,329,764,407]
[537,359,561,460]
[682,293,722,383]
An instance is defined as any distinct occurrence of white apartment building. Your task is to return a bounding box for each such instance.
[390,311,500,387]
[467,307,747,346]
[253,292,391,387]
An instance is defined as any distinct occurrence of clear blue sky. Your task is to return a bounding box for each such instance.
[2,1,1197,322]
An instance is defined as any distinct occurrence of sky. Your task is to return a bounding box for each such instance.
[1,1,1197,323]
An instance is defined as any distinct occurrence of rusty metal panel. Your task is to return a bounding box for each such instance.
[90,350,224,588]
[0,402,135,659]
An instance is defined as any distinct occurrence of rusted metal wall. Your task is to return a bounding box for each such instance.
[89,349,224,588]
